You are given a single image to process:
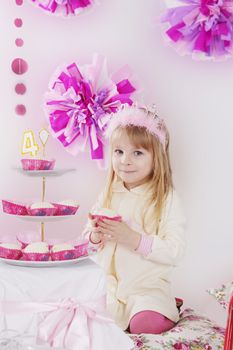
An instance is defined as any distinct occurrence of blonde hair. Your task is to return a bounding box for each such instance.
[102,125,173,233]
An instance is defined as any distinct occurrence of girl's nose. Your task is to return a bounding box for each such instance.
[121,154,132,165]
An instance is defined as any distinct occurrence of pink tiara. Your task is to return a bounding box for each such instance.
[105,103,168,149]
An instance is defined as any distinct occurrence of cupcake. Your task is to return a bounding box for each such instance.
[50,243,76,261]
[0,243,22,260]
[2,200,28,216]
[21,158,55,171]
[22,242,50,261]
[52,200,79,216]
[91,208,122,222]
[27,202,57,216]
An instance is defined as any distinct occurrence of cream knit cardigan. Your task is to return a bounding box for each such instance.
[86,180,186,330]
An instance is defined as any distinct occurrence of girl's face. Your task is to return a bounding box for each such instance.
[112,130,153,190]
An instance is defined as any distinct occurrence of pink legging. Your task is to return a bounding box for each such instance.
[129,310,175,334]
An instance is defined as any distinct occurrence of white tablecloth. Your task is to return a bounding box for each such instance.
[0,259,133,350]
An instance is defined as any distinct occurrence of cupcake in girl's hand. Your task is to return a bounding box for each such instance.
[27,202,57,216]
[22,242,50,261]
[0,243,22,260]
[21,158,55,171]
[91,208,122,222]
[52,200,79,216]
[50,243,76,261]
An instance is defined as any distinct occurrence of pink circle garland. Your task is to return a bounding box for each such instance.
[14,0,28,117]
[15,83,27,95]
[16,0,24,5]
[14,18,23,27]
[30,0,94,17]
[11,58,28,75]
[161,0,233,61]
[44,54,136,161]
[15,104,26,115]
[15,38,24,47]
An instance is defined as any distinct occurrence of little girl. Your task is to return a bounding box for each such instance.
[84,104,185,335]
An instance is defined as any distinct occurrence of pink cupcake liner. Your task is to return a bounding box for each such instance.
[17,240,27,250]
[52,203,79,216]
[0,247,22,260]
[27,207,57,216]
[2,200,28,216]
[51,249,76,261]
[74,241,89,258]
[92,214,122,222]
[21,159,55,171]
[22,252,50,261]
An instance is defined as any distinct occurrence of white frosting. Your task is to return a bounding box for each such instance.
[0,243,21,250]
[52,243,74,253]
[92,208,119,218]
[58,200,79,207]
[30,202,54,209]
[24,242,48,253]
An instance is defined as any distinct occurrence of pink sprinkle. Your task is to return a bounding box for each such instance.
[15,0,23,5]
[14,18,23,27]
[15,104,26,116]
[11,58,28,75]
[15,38,24,47]
[15,83,26,95]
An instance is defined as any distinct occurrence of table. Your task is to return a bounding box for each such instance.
[0,259,133,350]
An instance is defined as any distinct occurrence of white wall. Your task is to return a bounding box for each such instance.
[0,0,232,327]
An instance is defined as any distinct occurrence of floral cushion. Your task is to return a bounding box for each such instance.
[129,308,225,350]
[207,282,233,310]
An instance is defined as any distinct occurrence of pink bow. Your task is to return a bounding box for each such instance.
[0,296,113,350]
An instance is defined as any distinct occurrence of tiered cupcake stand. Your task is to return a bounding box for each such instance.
[1,165,90,267]
[16,166,77,242]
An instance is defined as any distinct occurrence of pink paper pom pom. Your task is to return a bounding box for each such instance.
[30,0,94,17]
[44,54,136,160]
[161,0,233,61]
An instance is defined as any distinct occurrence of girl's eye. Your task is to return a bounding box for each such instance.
[134,151,143,156]
[114,149,123,155]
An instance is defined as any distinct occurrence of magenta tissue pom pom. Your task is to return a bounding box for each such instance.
[161,0,233,61]
[44,54,136,160]
[30,0,94,17]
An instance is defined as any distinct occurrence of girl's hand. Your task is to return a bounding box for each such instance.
[97,218,141,250]
[88,213,102,244]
